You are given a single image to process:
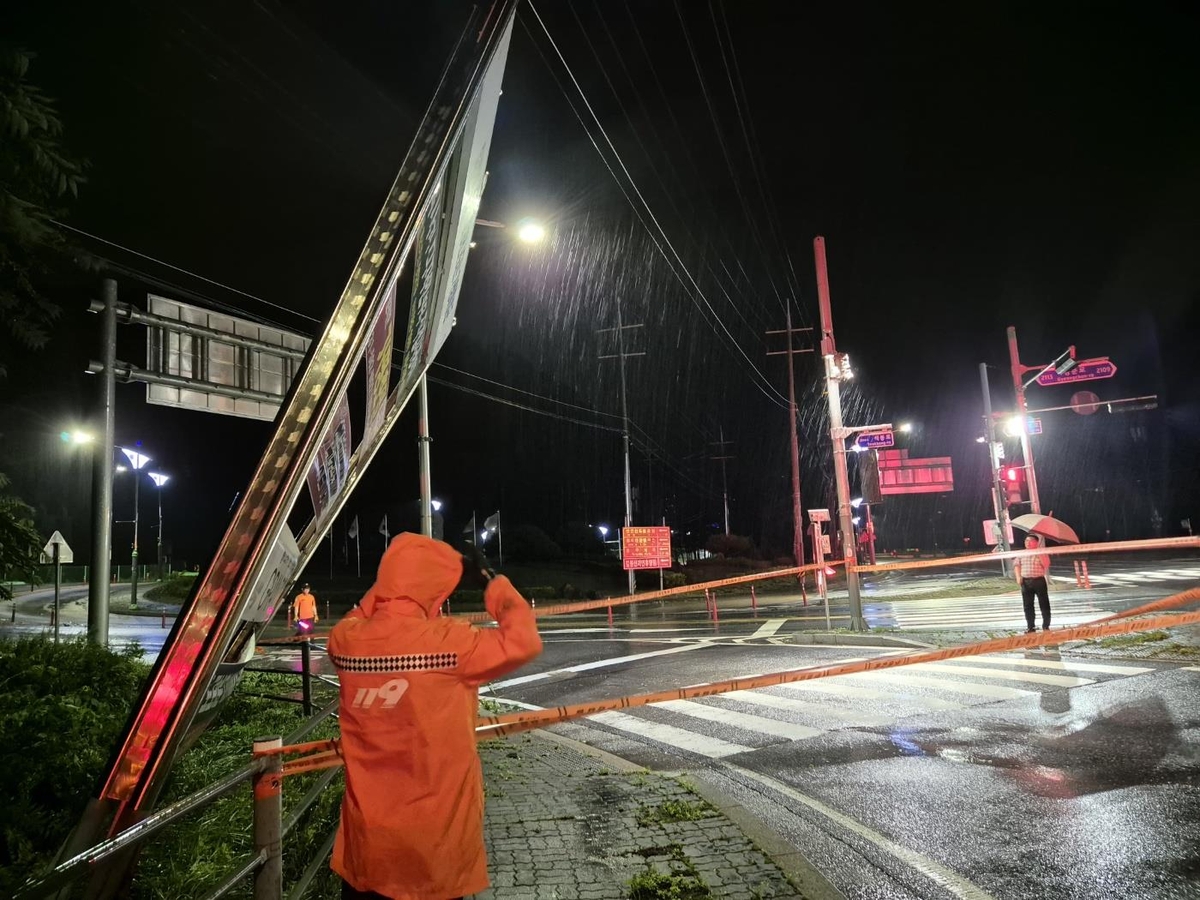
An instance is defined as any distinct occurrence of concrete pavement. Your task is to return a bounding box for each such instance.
[475,730,832,899]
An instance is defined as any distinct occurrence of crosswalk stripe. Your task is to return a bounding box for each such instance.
[658,700,824,740]
[588,711,752,758]
[954,655,1154,675]
[776,680,967,709]
[890,615,1103,630]
[910,663,1094,688]
[749,618,788,639]
[850,671,1035,699]
[1182,666,1200,673]
[723,690,889,726]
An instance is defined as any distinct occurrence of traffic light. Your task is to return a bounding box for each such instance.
[1004,466,1027,506]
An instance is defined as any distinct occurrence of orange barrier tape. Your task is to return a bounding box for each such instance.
[851,536,1200,574]
[474,609,1200,739]
[458,561,840,624]
[1100,586,1200,621]
[253,738,335,757]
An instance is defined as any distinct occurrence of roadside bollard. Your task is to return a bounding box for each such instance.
[1073,561,1083,588]
[252,736,284,900]
[161,612,167,629]
[750,586,758,615]
[607,605,613,626]
[1082,561,1092,589]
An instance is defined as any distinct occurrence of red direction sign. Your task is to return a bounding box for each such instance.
[623,526,672,570]
[1036,357,1116,387]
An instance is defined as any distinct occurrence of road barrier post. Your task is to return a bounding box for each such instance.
[252,736,283,900]
[606,605,613,627]
[1073,560,1082,587]
[750,585,758,614]
[1082,561,1091,589]
[300,639,313,717]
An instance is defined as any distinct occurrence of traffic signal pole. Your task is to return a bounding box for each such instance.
[979,363,1012,573]
[1007,327,1042,514]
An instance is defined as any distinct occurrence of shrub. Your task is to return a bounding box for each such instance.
[143,572,198,603]
[0,638,150,895]
[704,534,757,559]
[662,571,687,589]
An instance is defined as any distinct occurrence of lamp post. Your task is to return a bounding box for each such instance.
[148,472,170,580]
[120,447,152,607]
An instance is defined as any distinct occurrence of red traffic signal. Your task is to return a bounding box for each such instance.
[1004,466,1027,505]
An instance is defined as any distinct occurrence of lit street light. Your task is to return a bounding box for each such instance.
[898,422,914,433]
[597,525,609,538]
[516,220,546,243]
[431,499,443,512]
[119,447,152,608]
[61,430,95,445]
[148,472,169,580]
[1004,415,1025,438]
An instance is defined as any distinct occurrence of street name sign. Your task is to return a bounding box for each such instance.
[1026,417,1043,435]
[856,430,895,450]
[1036,357,1117,387]
[41,530,74,564]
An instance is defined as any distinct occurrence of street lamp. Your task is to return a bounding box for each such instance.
[597,525,609,538]
[148,472,169,580]
[61,430,95,445]
[431,499,443,512]
[120,447,152,607]
[516,220,546,243]
[1004,415,1025,438]
[898,422,914,433]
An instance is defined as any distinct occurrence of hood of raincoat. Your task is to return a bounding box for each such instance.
[361,532,463,617]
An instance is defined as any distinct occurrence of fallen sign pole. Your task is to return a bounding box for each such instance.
[475,602,1200,739]
[266,588,1200,773]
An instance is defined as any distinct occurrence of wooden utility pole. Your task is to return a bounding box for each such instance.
[767,310,813,600]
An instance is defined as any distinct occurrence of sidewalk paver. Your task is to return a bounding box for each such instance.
[475,733,808,899]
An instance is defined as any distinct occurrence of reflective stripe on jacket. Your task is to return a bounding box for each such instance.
[329,533,542,900]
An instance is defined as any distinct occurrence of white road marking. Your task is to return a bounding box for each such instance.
[912,663,1094,688]
[723,690,888,726]
[955,655,1154,675]
[726,765,999,900]
[484,641,710,690]
[588,710,751,758]
[849,671,1036,700]
[658,700,824,740]
[749,618,788,639]
[1182,666,1200,673]
[776,680,967,709]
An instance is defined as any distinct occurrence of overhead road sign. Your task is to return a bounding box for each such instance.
[1036,357,1116,387]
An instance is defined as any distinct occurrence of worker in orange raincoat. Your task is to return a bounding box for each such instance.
[291,583,319,634]
[329,533,542,900]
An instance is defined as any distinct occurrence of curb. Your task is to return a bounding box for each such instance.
[537,724,844,899]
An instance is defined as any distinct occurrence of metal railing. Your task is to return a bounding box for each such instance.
[15,694,341,900]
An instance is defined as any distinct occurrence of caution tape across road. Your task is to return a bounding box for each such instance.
[267,597,1200,774]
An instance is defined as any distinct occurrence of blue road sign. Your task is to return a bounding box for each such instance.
[1026,417,1043,435]
[856,430,895,449]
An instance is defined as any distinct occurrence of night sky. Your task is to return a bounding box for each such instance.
[2,1,1198,572]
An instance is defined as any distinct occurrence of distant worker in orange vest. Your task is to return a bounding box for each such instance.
[292,583,319,634]
[329,533,542,900]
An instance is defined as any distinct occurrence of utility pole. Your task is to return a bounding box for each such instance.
[710,428,734,535]
[814,236,865,631]
[88,279,117,645]
[418,375,433,538]
[979,364,1012,573]
[598,303,645,596]
[767,310,813,596]
[1006,327,1042,514]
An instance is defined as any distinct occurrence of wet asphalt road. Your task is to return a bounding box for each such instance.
[479,559,1200,899]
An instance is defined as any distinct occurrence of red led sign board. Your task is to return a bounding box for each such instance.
[877,449,955,495]
[623,526,672,570]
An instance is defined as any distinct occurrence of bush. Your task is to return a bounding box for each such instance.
[502,524,563,562]
[662,571,687,589]
[523,586,558,601]
[704,534,757,559]
[143,572,198,603]
[0,638,150,895]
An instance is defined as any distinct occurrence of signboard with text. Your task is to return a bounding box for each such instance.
[1036,357,1117,387]
[856,430,895,450]
[622,526,672,570]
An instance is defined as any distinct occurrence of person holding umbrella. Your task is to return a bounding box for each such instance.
[1014,534,1052,632]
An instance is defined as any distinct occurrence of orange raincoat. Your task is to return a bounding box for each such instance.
[329,533,542,899]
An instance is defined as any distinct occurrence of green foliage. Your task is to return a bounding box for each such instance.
[0,638,150,895]
[704,533,758,559]
[635,799,714,827]
[1097,630,1169,649]
[628,868,712,900]
[0,45,87,374]
[502,523,563,561]
[142,572,198,603]
[662,571,687,589]
[0,472,41,600]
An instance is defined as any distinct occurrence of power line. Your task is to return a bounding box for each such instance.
[523,2,790,410]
